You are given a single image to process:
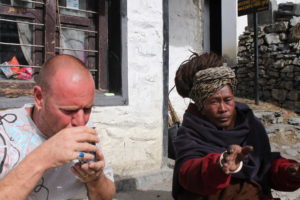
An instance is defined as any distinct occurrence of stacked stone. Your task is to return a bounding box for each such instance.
[236,16,300,113]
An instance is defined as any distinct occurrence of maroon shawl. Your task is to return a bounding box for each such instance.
[172,102,280,199]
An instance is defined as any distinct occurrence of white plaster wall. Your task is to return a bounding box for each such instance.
[169,0,204,119]
[277,0,300,3]
[237,16,248,40]
[90,0,164,176]
[222,0,238,65]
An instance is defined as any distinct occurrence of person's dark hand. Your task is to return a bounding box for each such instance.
[287,163,300,180]
[220,145,253,174]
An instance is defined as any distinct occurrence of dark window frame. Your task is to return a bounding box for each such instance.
[0,0,128,109]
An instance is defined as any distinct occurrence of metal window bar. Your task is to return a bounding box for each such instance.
[58,6,97,14]
[57,26,97,34]
[17,0,45,5]
[0,64,41,68]
[55,47,98,53]
[0,18,44,26]
[0,42,44,48]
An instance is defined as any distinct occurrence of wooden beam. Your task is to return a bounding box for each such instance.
[44,0,56,60]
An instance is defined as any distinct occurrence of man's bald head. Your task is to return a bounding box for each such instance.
[37,54,93,93]
[32,54,95,138]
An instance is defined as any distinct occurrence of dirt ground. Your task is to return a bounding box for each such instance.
[235,97,299,122]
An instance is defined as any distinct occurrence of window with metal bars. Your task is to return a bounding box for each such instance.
[0,0,127,107]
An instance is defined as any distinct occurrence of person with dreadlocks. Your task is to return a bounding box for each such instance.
[172,52,300,200]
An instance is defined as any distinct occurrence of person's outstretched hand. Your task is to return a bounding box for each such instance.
[220,145,253,174]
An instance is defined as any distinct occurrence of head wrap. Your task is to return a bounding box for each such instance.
[189,66,237,110]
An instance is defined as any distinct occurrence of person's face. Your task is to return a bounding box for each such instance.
[35,72,95,138]
[201,85,236,130]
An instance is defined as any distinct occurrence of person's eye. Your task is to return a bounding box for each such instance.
[209,100,218,104]
[225,98,232,102]
[83,107,92,113]
[62,110,77,115]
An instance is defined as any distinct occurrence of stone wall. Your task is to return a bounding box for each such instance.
[235,16,300,113]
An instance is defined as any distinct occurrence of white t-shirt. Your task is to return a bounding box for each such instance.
[0,104,114,200]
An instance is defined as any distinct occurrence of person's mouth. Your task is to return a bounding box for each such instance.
[218,117,230,122]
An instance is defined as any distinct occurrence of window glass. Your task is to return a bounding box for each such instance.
[0,0,32,8]
[59,0,95,17]
[0,18,34,80]
[60,29,87,62]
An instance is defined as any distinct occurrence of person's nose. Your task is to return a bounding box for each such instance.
[219,101,227,113]
[72,109,86,126]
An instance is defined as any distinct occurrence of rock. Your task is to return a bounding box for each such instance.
[292,41,300,51]
[288,117,300,125]
[279,81,293,90]
[237,67,248,73]
[238,58,249,64]
[264,22,288,33]
[293,57,300,66]
[281,65,294,73]
[265,124,296,134]
[274,60,285,69]
[272,89,287,101]
[265,33,281,45]
[238,46,247,52]
[285,149,298,156]
[290,16,300,26]
[287,91,299,101]
[279,33,287,41]
[269,71,280,77]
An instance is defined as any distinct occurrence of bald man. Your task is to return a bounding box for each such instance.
[0,55,115,200]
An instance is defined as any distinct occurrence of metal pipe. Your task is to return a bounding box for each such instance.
[58,6,97,14]
[253,11,259,105]
[0,64,41,68]
[55,47,98,53]
[162,0,169,166]
[58,26,97,33]
[0,42,44,48]
[0,18,44,26]
[17,0,44,5]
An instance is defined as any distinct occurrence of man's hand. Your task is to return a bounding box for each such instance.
[71,149,116,200]
[37,126,99,169]
[287,163,300,180]
[71,150,105,183]
[220,145,253,174]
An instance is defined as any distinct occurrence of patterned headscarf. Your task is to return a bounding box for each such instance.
[189,66,237,110]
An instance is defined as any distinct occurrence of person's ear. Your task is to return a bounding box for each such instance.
[33,85,43,110]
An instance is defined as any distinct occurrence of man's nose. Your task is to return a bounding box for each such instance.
[72,109,86,126]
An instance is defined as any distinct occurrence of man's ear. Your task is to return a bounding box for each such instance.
[33,85,43,110]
